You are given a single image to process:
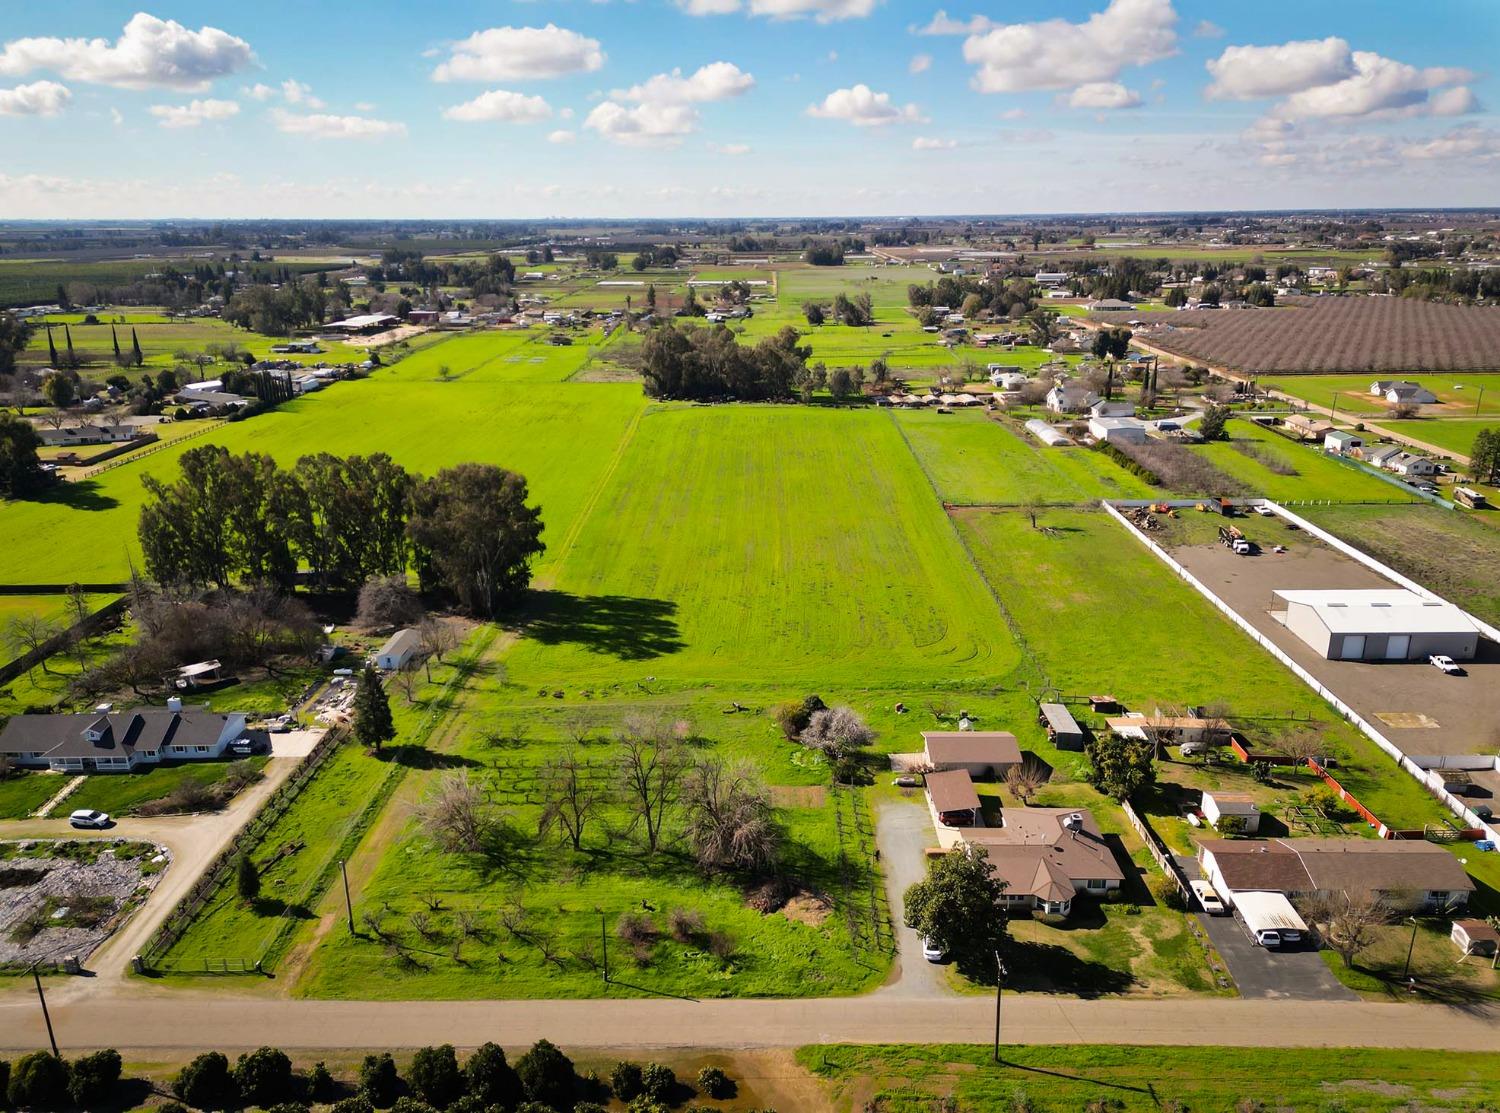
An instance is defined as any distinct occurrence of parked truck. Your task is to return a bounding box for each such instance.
[1234,891,1307,948]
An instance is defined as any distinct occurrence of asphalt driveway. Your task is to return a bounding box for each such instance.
[1176,854,1356,1001]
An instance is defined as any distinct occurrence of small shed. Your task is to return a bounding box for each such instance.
[1038,703,1084,751]
[376,628,421,671]
[1202,791,1261,834]
[1451,919,1500,962]
[1324,430,1364,456]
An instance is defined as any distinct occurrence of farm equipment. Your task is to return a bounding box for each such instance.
[1218,525,1253,554]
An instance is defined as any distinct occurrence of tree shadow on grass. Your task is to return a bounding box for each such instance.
[1354,963,1500,1015]
[511,590,684,661]
[24,479,120,511]
[1001,938,1137,997]
[376,745,481,771]
[249,897,316,920]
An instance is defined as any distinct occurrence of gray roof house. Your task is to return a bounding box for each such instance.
[376,628,422,671]
[0,706,245,772]
[1045,383,1100,414]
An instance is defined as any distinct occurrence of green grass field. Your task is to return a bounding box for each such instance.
[0,593,114,630]
[1377,417,1498,458]
[498,404,1020,688]
[66,757,268,816]
[1299,503,1500,627]
[1261,373,1500,418]
[0,374,645,584]
[1193,419,1420,503]
[800,1044,1500,1112]
[895,410,1154,505]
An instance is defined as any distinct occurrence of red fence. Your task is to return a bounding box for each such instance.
[1307,759,1384,833]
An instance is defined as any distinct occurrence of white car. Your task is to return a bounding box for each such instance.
[1430,655,1464,675]
[1190,880,1227,916]
[68,809,110,829]
[1254,505,1275,517]
[921,936,948,963]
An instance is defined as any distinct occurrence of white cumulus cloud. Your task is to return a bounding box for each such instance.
[1205,38,1355,100]
[0,13,254,91]
[912,136,956,150]
[149,97,239,128]
[614,62,754,104]
[432,24,604,82]
[914,10,997,35]
[1401,126,1500,161]
[807,83,925,126]
[548,128,576,144]
[909,53,932,75]
[677,0,878,20]
[443,89,552,122]
[280,79,325,109]
[0,80,71,116]
[243,82,274,101]
[271,110,406,139]
[584,100,698,146]
[961,0,1177,94]
[1067,81,1141,109]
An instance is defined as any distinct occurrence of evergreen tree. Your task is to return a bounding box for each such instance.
[1470,427,1500,486]
[64,324,77,368]
[131,327,144,366]
[236,853,261,902]
[353,663,396,752]
[112,324,123,364]
[46,324,58,367]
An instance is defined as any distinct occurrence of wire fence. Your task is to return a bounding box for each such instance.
[73,420,226,481]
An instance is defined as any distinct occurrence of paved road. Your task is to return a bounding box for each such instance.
[2,989,1496,1054]
[0,755,303,983]
[874,801,951,998]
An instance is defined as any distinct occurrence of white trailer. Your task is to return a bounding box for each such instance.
[1234,891,1307,948]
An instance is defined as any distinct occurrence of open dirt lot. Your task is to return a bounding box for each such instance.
[1168,536,1500,761]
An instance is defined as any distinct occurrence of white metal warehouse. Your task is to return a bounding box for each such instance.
[1271,588,1481,662]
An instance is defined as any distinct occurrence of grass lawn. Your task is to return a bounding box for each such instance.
[66,757,268,816]
[0,593,115,630]
[1321,918,1500,1005]
[1378,417,1499,458]
[0,772,69,818]
[0,376,645,584]
[1299,503,1500,627]
[1192,420,1418,503]
[799,1043,1500,1112]
[894,410,1154,505]
[0,623,133,716]
[1261,373,1500,418]
[499,404,1020,688]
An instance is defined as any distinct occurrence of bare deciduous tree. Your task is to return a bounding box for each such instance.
[1004,758,1047,803]
[355,575,424,630]
[1301,891,1389,968]
[417,615,458,680]
[683,758,781,875]
[394,660,420,703]
[5,613,63,676]
[537,749,606,852]
[618,717,686,855]
[417,771,494,854]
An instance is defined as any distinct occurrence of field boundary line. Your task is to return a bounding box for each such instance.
[542,401,648,580]
[884,409,1051,691]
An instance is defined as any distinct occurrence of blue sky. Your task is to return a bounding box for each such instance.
[0,1,1496,217]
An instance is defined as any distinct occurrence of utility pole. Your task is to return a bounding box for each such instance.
[1329,392,1340,424]
[1402,916,1420,980]
[340,859,354,934]
[32,963,59,1058]
[992,952,1007,1064]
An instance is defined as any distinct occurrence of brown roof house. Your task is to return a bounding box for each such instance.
[0,704,246,773]
[1198,838,1474,913]
[964,808,1126,921]
[922,731,1022,779]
